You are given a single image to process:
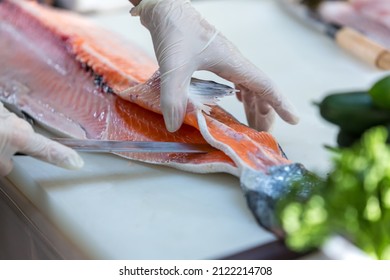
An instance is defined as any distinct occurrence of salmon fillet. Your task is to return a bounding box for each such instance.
[0,0,304,234]
[319,0,390,49]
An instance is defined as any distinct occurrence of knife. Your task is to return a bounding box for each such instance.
[16,138,216,154]
[279,0,390,70]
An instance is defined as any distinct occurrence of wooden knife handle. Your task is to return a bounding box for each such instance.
[335,27,390,70]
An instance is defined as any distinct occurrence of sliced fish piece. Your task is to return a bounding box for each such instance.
[319,0,390,49]
[0,0,307,235]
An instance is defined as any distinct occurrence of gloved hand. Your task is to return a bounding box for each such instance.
[0,102,84,176]
[130,0,299,132]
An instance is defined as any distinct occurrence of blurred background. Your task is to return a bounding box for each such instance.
[38,0,131,13]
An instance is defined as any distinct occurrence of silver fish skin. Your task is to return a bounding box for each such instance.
[241,163,309,237]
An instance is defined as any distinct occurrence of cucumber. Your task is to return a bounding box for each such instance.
[317,91,390,134]
[337,129,361,148]
[337,125,390,147]
[369,76,390,110]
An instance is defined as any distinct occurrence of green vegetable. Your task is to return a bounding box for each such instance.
[277,127,390,259]
[317,91,390,134]
[369,76,390,110]
[336,129,361,147]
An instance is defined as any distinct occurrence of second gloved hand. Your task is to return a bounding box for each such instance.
[0,102,84,176]
[131,0,299,132]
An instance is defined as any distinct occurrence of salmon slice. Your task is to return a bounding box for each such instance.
[319,0,390,49]
[0,0,305,234]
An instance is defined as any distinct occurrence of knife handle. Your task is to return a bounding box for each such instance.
[335,27,390,70]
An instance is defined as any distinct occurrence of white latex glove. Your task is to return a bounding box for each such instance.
[131,0,299,132]
[0,102,84,176]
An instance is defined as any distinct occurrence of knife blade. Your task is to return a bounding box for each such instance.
[14,139,216,155]
[279,0,390,70]
[49,138,216,153]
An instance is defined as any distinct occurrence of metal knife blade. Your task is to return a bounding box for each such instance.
[50,138,215,154]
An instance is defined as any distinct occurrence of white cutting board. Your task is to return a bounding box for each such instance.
[5,0,387,259]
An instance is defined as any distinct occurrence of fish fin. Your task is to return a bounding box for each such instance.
[189,78,237,114]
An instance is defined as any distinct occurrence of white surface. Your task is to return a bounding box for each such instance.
[5,0,389,259]
[10,155,270,259]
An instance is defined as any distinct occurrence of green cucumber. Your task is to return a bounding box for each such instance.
[317,91,390,134]
[369,76,390,110]
[336,130,361,148]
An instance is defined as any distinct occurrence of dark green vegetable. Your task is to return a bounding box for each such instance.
[277,127,390,259]
[336,129,361,147]
[317,91,390,134]
[289,75,390,258]
[369,76,390,110]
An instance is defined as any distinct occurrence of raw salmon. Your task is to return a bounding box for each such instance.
[0,0,305,235]
[319,0,390,49]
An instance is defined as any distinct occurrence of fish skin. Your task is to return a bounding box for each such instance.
[242,163,307,237]
[0,0,306,235]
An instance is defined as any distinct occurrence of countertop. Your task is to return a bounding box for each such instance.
[1,0,387,259]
